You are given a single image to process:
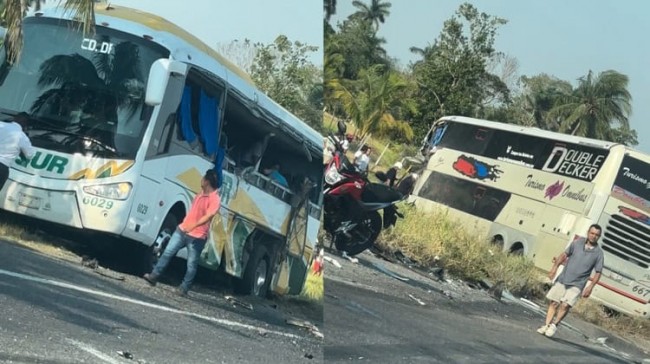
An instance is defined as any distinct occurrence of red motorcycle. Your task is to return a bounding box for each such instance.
[323,135,404,255]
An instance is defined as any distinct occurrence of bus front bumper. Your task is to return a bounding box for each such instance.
[0,179,84,229]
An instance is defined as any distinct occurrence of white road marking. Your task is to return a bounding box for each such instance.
[66,339,124,364]
[0,268,301,339]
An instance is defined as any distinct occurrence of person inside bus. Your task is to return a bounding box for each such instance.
[240,139,264,168]
[143,169,221,296]
[261,159,288,188]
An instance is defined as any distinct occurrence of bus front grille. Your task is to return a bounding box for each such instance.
[602,214,650,269]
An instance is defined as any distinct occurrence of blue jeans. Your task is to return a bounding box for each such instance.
[152,227,206,292]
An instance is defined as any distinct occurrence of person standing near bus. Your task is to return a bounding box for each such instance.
[144,170,221,296]
[384,161,402,188]
[0,112,35,191]
[537,224,604,337]
[353,145,371,175]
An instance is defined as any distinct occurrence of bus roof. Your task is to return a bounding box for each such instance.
[438,116,618,150]
[31,4,323,154]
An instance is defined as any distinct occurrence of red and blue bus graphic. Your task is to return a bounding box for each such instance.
[453,155,503,181]
[618,206,650,226]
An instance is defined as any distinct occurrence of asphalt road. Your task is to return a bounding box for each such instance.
[0,240,323,364]
[322,249,650,364]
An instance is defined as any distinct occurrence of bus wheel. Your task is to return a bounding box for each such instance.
[143,214,178,273]
[509,244,524,256]
[490,236,504,249]
[234,245,271,298]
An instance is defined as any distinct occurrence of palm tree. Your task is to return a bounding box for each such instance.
[547,70,632,141]
[1,0,97,64]
[324,0,336,21]
[331,64,415,140]
[351,0,391,31]
[28,41,144,150]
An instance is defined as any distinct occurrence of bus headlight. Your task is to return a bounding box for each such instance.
[83,182,132,200]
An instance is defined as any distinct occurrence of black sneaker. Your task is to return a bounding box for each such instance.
[143,273,158,286]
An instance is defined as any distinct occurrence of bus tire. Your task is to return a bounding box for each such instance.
[509,244,524,256]
[234,244,271,298]
[143,213,178,274]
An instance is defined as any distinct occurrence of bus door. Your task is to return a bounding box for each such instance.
[127,60,188,242]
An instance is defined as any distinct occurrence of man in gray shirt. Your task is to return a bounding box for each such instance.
[537,224,604,338]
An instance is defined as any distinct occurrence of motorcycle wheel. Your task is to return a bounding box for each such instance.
[334,211,382,256]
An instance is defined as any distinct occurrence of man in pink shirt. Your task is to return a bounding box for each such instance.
[144,170,221,296]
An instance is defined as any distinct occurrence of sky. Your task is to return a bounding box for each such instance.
[332,0,650,154]
[44,0,324,65]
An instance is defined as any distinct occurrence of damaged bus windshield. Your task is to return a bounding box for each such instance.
[0,17,169,158]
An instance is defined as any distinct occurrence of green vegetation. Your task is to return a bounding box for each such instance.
[378,204,545,297]
[1,0,98,64]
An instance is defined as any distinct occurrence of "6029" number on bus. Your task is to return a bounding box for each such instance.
[82,196,114,209]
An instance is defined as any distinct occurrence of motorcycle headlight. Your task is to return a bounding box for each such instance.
[83,182,132,200]
[325,166,343,185]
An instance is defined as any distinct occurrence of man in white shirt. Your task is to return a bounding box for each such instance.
[353,145,371,174]
[0,112,35,191]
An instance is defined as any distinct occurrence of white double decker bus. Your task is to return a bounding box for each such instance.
[412,116,650,318]
[0,5,323,297]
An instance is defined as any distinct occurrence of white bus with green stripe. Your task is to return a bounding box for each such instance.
[0,4,323,297]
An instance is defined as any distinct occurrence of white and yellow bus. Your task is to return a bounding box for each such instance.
[0,5,323,297]
[412,116,650,318]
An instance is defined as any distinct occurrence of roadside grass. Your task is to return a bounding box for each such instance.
[377,204,545,296]
[573,299,650,343]
[0,214,27,239]
[0,212,75,259]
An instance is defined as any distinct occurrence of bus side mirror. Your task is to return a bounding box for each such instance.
[145,59,188,106]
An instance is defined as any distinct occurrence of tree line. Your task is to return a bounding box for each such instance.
[324,0,638,146]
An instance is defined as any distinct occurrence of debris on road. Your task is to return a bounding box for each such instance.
[304,353,314,359]
[81,255,98,269]
[117,351,134,360]
[94,268,126,281]
[371,262,409,282]
[442,290,454,299]
[519,298,540,310]
[324,256,342,268]
[286,318,324,339]
[80,255,126,281]
[428,267,445,281]
[408,294,426,306]
[225,296,254,311]
[341,251,359,263]
[487,281,505,301]
[501,289,517,302]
